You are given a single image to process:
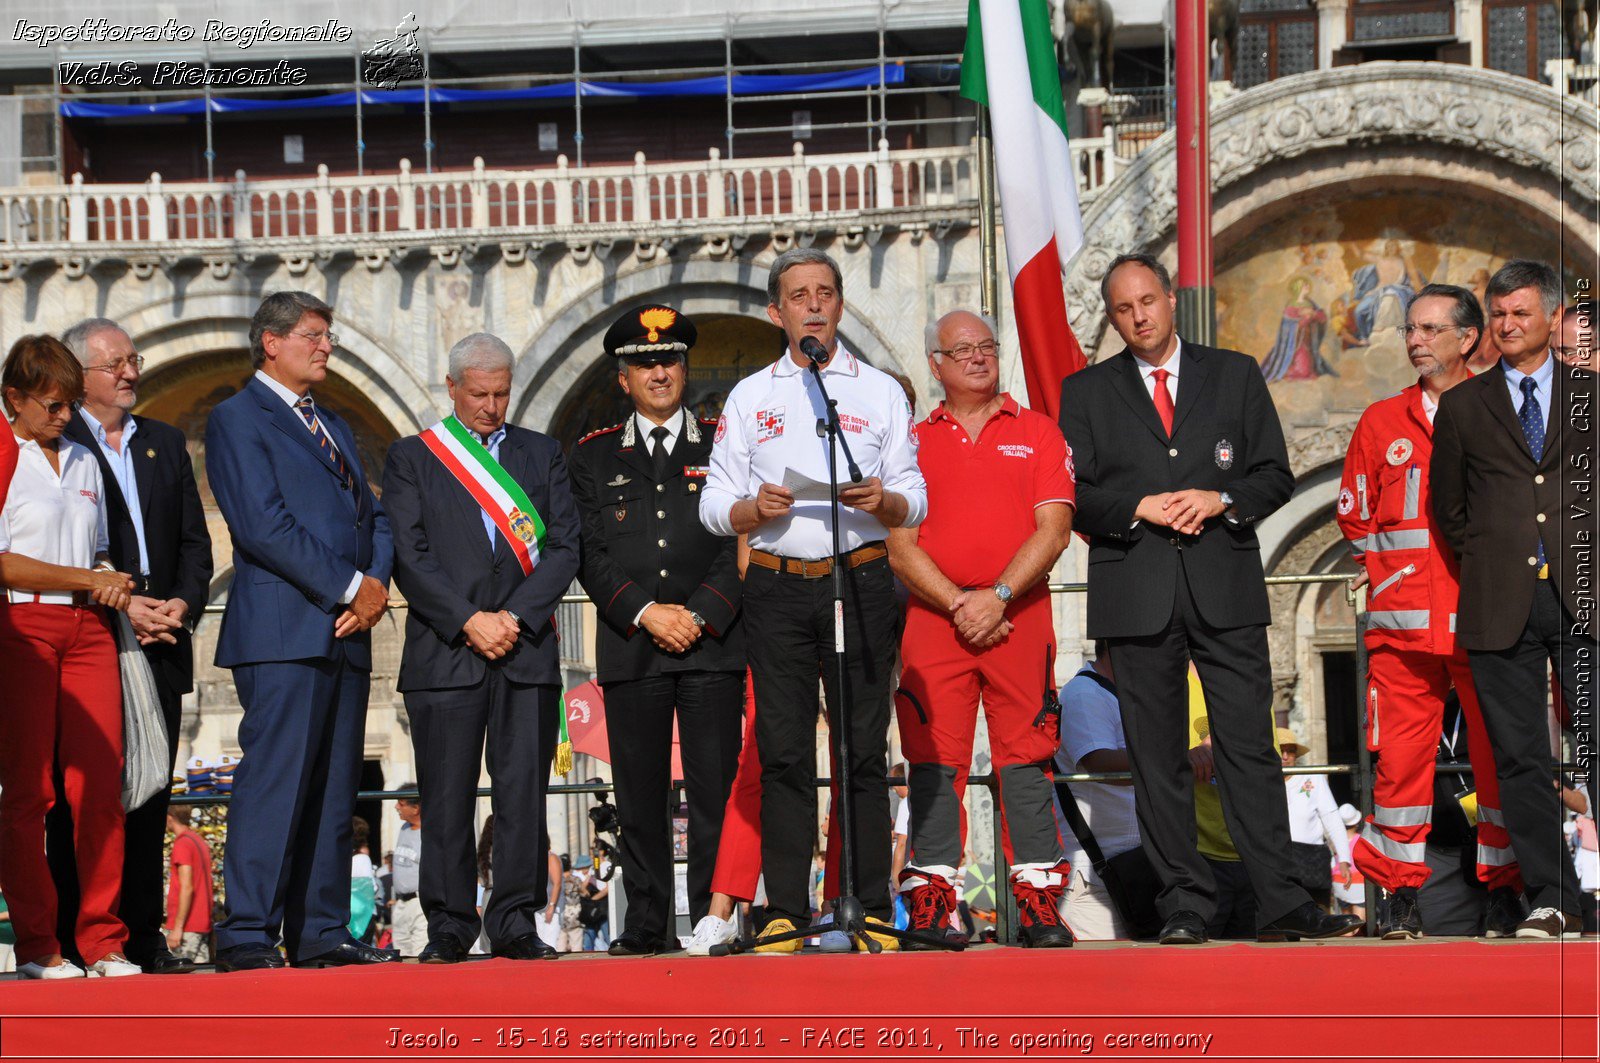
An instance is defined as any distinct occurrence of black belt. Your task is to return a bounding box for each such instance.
[395,891,418,902]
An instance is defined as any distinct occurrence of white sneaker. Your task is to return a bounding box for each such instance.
[686,914,737,956]
[87,954,143,978]
[18,960,86,980]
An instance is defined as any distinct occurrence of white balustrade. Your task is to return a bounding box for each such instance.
[0,140,1154,250]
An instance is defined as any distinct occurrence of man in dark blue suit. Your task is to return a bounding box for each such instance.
[382,332,580,963]
[204,291,396,971]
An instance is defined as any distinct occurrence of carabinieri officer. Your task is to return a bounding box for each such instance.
[700,248,926,953]
[568,305,745,957]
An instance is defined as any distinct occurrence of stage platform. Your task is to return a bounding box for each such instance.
[1,939,1595,1062]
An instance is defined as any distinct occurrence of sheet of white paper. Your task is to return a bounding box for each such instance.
[780,466,838,502]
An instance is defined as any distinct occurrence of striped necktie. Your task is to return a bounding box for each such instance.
[294,396,352,490]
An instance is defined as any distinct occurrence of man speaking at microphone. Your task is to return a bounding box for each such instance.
[701,248,926,952]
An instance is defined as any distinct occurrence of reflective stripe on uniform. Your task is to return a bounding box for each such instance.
[1357,474,1369,520]
[1368,609,1430,631]
[1359,825,1426,864]
[1449,613,1456,633]
[1349,529,1430,554]
[1478,805,1505,828]
[1371,803,1433,828]
[1478,843,1517,867]
[1403,467,1421,520]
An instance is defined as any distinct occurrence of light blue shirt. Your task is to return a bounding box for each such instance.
[78,408,149,576]
[471,423,508,548]
[1502,353,1554,433]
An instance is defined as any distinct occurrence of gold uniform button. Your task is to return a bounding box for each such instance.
[1529,556,1540,566]
[659,569,668,578]
[657,538,667,547]
[1535,474,1545,485]
[656,510,666,518]
[656,484,665,493]
[1168,448,1178,457]
[1536,513,1547,523]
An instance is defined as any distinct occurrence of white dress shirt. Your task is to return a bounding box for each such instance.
[1420,389,1438,425]
[253,369,362,604]
[1502,352,1555,433]
[700,342,927,556]
[79,407,150,575]
[0,427,111,604]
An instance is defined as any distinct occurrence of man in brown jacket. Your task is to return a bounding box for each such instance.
[1431,259,1596,939]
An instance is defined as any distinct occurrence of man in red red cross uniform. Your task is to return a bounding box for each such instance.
[1337,283,1523,939]
[889,310,1076,948]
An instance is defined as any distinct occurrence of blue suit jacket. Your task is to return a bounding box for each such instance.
[205,375,394,670]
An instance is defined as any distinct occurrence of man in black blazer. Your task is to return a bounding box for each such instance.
[1432,259,1595,938]
[384,332,581,963]
[1059,254,1360,943]
[48,318,213,974]
[568,305,744,956]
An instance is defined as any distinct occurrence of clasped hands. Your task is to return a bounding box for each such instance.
[334,575,390,639]
[128,596,190,646]
[1135,489,1227,537]
[949,588,1011,649]
[463,609,522,660]
[639,603,702,654]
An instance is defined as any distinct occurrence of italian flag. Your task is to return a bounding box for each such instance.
[960,0,1088,419]
[420,416,546,577]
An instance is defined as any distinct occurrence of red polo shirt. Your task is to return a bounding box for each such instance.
[913,394,1075,588]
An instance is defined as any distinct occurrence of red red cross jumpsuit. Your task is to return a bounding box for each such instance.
[1336,383,1520,891]
[895,396,1075,923]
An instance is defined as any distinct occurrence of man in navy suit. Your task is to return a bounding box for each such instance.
[382,332,580,963]
[204,291,396,971]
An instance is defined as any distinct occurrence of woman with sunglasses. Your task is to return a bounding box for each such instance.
[0,334,139,979]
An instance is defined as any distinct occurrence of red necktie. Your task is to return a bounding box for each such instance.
[1152,368,1175,437]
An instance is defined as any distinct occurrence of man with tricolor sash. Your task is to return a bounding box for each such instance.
[384,332,580,963]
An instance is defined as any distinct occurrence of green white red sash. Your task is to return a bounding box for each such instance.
[420,416,545,576]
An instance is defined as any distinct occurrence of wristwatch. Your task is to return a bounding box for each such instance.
[992,581,1014,604]
[1218,491,1234,510]
[505,610,523,629]
[689,611,707,628]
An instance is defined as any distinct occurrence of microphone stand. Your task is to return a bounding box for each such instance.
[716,337,957,955]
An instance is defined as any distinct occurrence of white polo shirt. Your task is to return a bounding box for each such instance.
[700,342,927,557]
[0,427,110,604]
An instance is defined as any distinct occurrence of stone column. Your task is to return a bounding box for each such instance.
[1456,0,1485,68]
[1317,0,1351,70]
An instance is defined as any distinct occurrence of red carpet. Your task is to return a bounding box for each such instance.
[1,940,1595,1061]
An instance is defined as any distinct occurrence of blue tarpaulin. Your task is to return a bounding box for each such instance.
[59,66,905,118]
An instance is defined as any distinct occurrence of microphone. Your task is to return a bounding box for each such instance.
[799,336,829,365]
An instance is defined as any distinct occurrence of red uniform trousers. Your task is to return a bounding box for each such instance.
[710,670,841,904]
[895,592,1065,881]
[1353,645,1521,891]
[0,603,128,965]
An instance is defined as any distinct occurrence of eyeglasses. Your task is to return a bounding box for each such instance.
[28,394,79,417]
[1395,323,1463,341]
[936,340,1000,364]
[85,355,145,375]
[288,329,339,347]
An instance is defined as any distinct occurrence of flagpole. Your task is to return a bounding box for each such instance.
[976,106,1000,318]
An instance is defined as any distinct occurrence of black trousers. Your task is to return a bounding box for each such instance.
[405,674,557,950]
[1467,579,1589,916]
[603,670,743,940]
[48,678,181,965]
[1107,565,1307,927]
[744,554,899,924]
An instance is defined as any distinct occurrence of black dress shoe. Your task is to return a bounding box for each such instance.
[608,930,663,957]
[297,938,400,968]
[139,948,198,974]
[1258,902,1363,942]
[1158,910,1208,945]
[419,937,471,964]
[492,933,560,961]
[214,943,287,972]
